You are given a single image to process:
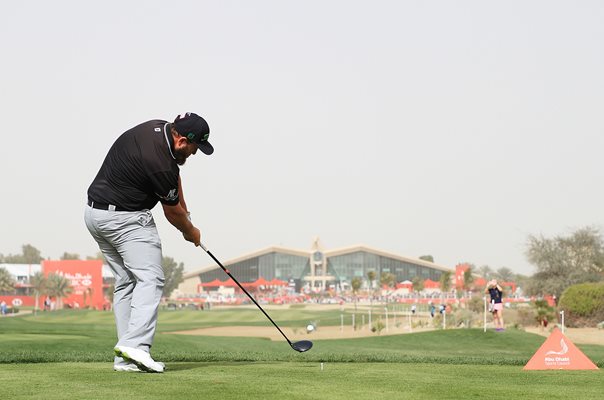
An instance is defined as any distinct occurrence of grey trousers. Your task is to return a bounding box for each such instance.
[84,205,165,355]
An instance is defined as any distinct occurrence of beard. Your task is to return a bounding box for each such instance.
[174,148,188,166]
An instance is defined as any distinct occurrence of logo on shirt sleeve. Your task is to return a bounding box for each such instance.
[157,188,178,202]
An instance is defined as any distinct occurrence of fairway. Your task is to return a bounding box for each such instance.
[0,362,602,400]
[1,309,602,399]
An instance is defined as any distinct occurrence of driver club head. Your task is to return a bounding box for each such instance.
[291,340,313,353]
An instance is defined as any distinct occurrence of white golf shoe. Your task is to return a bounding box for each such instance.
[114,361,165,372]
[114,346,165,373]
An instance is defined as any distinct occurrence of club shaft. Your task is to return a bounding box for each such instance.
[201,244,293,346]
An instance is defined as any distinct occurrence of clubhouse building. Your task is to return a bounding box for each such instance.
[176,238,452,296]
[1,239,465,308]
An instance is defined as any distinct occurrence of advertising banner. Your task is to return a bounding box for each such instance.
[524,327,598,370]
[42,260,104,309]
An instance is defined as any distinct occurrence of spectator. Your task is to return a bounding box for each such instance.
[485,280,505,331]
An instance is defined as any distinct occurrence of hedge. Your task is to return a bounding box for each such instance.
[558,282,604,327]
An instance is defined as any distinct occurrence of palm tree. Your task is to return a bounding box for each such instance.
[366,271,376,291]
[0,267,15,294]
[351,277,362,294]
[439,271,452,305]
[30,271,47,315]
[46,273,73,309]
[439,271,452,293]
[379,272,396,289]
[366,270,377,309]
[85,287,94,308]
[463,266,474,292]
[411,276,424,293]
[351,277,362,311]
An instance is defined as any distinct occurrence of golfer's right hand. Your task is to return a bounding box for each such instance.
[183,227,201,247]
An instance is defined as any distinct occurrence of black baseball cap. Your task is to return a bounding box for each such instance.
[173,112,214,155]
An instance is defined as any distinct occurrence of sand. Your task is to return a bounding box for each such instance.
[168,324,603,345]
[167,324,432,341]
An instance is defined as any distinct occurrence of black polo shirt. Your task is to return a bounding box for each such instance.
[87,120,180,211]
[488,287,503,304]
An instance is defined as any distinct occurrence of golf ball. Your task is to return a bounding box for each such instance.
[306,324,315,333]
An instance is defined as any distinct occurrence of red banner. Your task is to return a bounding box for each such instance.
[42,260,105,309]
[0,296,35,307]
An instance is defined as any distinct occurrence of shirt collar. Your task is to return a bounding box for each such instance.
[163,123,176,160]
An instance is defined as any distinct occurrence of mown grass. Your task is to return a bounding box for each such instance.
[0,309,602,400]
[0,362,602,400]
[1,309,603,366]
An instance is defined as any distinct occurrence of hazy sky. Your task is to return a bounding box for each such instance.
[1,1,602,275]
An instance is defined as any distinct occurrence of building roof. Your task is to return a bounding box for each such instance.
[183,245,310,279]
[1,263,115,279]
[324,244,451,272]
[184,242,452,279]
[0,263,42,276]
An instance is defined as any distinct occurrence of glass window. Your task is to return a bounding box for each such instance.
[199,249,450,286]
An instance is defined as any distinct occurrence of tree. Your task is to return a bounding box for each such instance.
[463,266,474,291]
[0,244,44,264]
[412,276,424,293]
[162,256,184,298]
[525,226,604,296]
[467,295,484,313]
[478,265,492,280]
[494,267,514,282]
[82,287,94,308]
[367,271,376,291]
[86,252,106,263]
[379,272,396,289]
[22,244,44,264]
[104,283,115,308]
[439,271,452,293]
[559,282,604,327]
[351,277,362,311]
[46,273,73,309]
[351,277,362,294]
[513,273,531,294]
[60,252,80,260]
[0,267,16,294]
[419,255,434,263]
[30,271,47,315]
[533,299,556,331]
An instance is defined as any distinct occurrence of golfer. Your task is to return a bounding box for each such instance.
[485,279,505,331]
[84,112,213,372]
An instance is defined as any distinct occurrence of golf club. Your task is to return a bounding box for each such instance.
[200,243,313,353]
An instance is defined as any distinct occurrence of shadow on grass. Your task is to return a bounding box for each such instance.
[167,362,208,372]
[167,361,258,372]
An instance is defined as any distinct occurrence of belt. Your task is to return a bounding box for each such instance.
[87,199,128,212]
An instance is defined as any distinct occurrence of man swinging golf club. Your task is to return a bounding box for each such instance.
[84,112,213,372]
